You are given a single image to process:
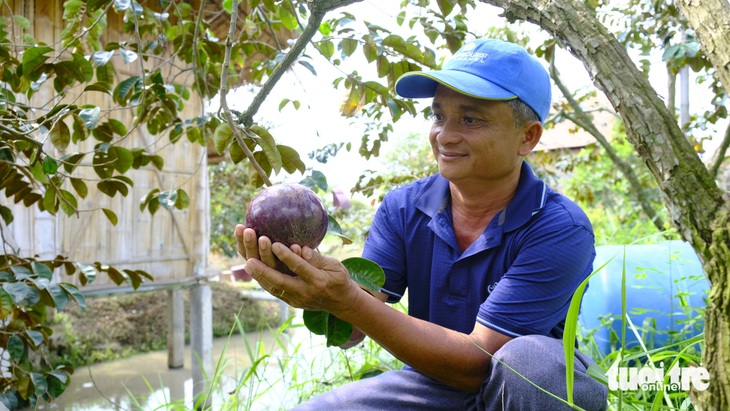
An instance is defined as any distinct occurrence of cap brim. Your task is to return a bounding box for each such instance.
[395,70,516,101]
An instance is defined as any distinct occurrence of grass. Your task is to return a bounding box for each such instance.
[85,242,708,411]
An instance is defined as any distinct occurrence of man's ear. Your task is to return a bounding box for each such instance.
[517,121,543,156]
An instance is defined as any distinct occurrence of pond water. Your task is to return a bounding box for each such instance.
[28,330,280,411]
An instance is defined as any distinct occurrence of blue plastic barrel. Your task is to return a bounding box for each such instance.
[578,240,708,357]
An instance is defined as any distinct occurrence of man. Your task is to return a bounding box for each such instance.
[236,38,608,410]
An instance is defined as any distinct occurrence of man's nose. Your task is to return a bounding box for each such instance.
[432,120,462,145]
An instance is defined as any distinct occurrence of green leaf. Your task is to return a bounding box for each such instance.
[30,161,50,184]
[32,261,53,280]
[342,257,385,294]
[13,15,30,30]
[102,208,118,225]
[107,267,125,285]
[72,53,93,82]
[58,189,78,216]
[316,40,335,59]
[87,0,110,12]
[109,146,133,173]
[78,106,101,129]
[92,152,114,179]
[340,83,364,117]
[302,310,328,335]
[340,38,358,57]
[279,7,298,31]
[60,283,86,309]
[299,170,328,192]
[42,156,58,175]
[377,55,390,78]
[50,120,71,150]
[77,263,98,285]
[436,0,456,16]
[43,185,57,215]
[298,60,317,76]
[25,330,45,348]
[278,145,306,174]
[139,188,160,212]
[0,205,13,225]
[213,123,234,154]
[229,139,246,164]
[46,284,70,310]
[150,155,164,170]
[249,125,282,174]
[174,189,189,209]
[108,119,127,135]
[302,311,353,347]
[114,76,140,105]
[70,178,88,198]
[22,46,53,78]
[58,153,85,174]
[222,0,233,13]
[84,82,112,94]
[46,371,68,399]
[0,288,13,320]
[327,215,353,245]
[3,282,41,306]
[10,266,32,280]
[7,335,24,360]
[30,373,48,396]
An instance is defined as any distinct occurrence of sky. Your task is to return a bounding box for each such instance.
[208,0,727,196]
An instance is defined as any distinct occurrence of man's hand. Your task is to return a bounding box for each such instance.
[243,242,363,315]
[235,224,293,274]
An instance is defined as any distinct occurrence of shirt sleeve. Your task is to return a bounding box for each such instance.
[477,223,595,338]
[362,195,408,303]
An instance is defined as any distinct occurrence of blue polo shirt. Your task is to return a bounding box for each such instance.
[362,161,595,339]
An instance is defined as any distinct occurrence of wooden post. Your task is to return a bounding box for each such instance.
[167,288,185,369]
[190,283,213,410]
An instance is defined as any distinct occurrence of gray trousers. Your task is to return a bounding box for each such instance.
[291,335,607,410]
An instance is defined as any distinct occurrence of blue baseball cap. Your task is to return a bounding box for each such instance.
[395,39,552,122]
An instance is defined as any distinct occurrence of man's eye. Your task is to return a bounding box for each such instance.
[463,117,477,124]
[432,113,444,122]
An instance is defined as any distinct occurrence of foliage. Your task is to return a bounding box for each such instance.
[567,245,707,410]
[560,133,673,246]
[0,0,307,406]
[595,0,726,155]
[209,161,258,257]
[352,132,438,201]
[1,0,727,408]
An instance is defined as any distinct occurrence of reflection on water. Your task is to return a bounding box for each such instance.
[30,330,278,411]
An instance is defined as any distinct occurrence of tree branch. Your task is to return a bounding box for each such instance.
[550,62,667,231]
[480,0,723,250]
[709,122,730,180]
[220,0,273,186]
[236,0,363,127]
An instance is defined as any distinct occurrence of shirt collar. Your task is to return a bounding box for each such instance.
[415,161,548,232]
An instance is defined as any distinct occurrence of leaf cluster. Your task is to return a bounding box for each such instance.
[0,253,150,408]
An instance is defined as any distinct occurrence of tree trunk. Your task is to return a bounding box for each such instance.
[479,0,730,408]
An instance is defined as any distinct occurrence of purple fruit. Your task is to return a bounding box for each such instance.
[245,183,329,249]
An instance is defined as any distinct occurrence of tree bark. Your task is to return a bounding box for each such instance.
[478,0,730,408]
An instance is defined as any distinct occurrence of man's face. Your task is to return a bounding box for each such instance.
[429,85,538,186]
